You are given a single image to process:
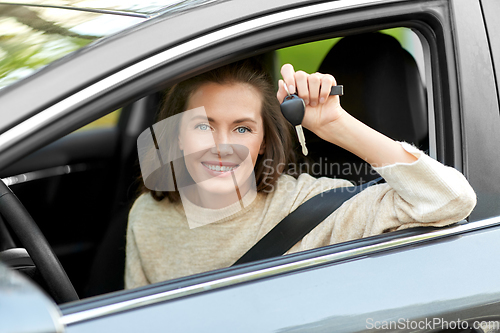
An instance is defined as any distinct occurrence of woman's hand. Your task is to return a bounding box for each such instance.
[277,63,417,167]
[277,64,345,136]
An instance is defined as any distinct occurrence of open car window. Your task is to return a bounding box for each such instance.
[1,21,440,300]
[124,26,435,287]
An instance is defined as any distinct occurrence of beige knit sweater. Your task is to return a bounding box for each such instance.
[125,143,476,289]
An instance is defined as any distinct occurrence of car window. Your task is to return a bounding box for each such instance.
[6,24,435,297]
[0,4,145,90]
[123,26,433,289]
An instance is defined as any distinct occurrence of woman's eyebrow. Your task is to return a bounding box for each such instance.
[188,115,210,122]
[233,118,257,124]
[187,115,256,124]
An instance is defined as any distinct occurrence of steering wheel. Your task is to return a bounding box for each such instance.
[0,179,78,304]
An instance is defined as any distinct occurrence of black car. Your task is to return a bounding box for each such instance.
[1,0,500,332]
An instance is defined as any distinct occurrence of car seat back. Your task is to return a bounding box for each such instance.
[305,32,427,183]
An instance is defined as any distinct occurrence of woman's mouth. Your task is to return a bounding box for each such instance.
[201,162,239,173]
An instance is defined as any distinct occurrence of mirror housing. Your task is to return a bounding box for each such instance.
[0,261,64,333]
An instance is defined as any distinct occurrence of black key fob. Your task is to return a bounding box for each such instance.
[280,85,343,126]
[280,94,305,127]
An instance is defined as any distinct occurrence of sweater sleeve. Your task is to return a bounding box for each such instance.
[124,198,150,289]
[291,142,477,251]
[370,142,477,230]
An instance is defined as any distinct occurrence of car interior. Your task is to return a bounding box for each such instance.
[0,27,429,302]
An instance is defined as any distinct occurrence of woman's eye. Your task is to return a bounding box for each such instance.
[196,124,211,131]
[236,127,251,134]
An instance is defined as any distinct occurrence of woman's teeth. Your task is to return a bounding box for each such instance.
[203,163,237,172]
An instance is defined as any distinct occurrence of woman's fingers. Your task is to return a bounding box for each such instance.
[276,79,288,103]
[319,74,336,104]
[295,70,309,104]
[280,64,296,94]
[279,64,338,106]
[307,73,321,106]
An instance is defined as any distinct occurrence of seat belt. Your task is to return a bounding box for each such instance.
[233,177,383,266]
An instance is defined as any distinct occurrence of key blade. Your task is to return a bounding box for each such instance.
[295,125,308,156]
[302,144,308,156]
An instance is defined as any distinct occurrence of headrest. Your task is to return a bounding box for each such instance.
[318,32,427,145]
[302,32,428,183]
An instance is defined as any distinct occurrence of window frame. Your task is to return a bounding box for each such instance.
[452,0,500,222]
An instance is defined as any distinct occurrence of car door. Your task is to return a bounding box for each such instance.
[2,0,500,332]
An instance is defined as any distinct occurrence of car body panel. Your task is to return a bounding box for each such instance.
[451,0,500,221]
[480,0,500,104]
[64,221,500,333]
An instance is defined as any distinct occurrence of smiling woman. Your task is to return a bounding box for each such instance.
[125,58,476,288]
[178,83,264,210]
[140,59,294,202]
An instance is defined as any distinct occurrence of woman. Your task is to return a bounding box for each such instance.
[125,60,476,289]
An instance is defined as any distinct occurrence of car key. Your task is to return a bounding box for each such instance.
[280,84,344,156]
[281,87,308,155]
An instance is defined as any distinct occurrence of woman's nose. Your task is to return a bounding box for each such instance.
[210,132,233,156]
[210,143,234,156]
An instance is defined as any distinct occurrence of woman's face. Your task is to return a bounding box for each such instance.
[178,82,265,196]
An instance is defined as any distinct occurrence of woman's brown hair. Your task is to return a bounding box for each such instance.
[141,58,296,202]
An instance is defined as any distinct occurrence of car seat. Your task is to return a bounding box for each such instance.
[304,32,428,184]
[84,95,160,297]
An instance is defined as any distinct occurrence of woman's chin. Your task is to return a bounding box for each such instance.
[196,177,244,195]
[195,171,254,197]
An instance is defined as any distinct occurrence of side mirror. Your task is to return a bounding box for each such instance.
[0,261,64,333]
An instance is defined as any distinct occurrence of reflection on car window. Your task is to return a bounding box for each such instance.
[0,4,145,89]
